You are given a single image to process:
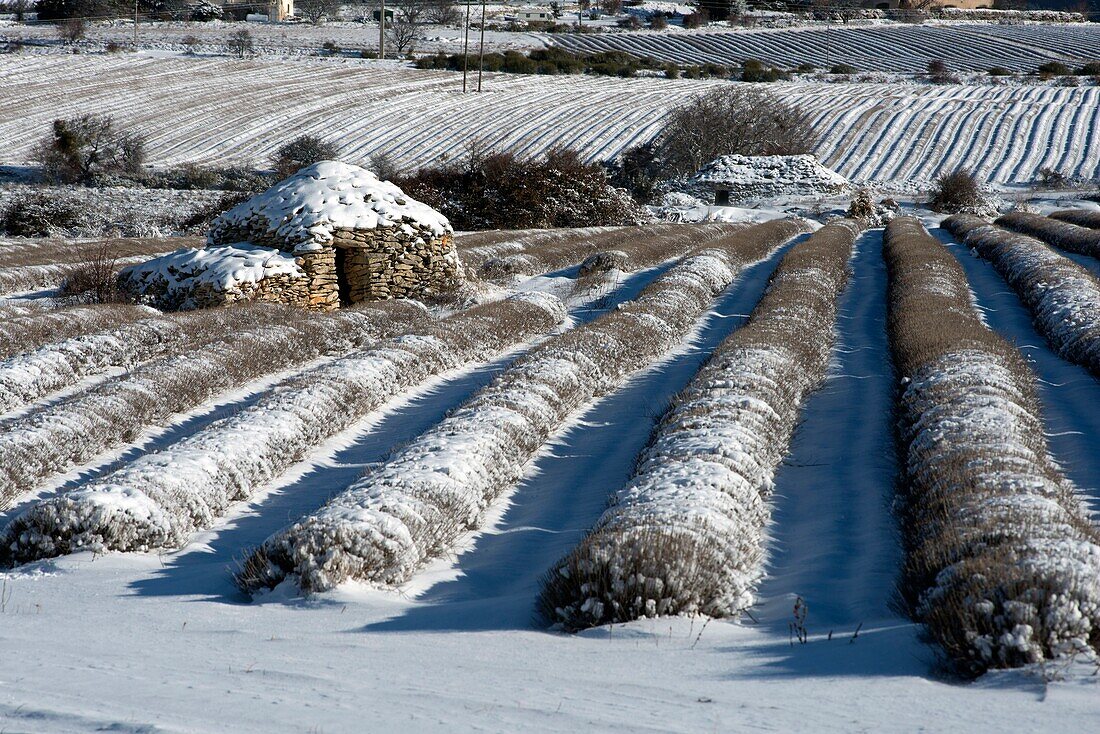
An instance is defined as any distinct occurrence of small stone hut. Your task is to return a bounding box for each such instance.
[122,161,463,311]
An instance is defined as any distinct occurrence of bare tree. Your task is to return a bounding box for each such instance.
[34,114,146,184]
[654,87,818,177]
[387,3,421,56]
[7,0,32,21]
[424,0,460,25]
[57,18,86,45]
[227,29,254,59]
[297,0,341,25]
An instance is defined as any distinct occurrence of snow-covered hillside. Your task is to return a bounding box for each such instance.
[2,55,1098,191]
[548,21,1100,72]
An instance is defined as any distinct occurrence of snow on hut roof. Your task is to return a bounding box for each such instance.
[692,155,851,199]
[210,161,452,253]
[121,242,303,302]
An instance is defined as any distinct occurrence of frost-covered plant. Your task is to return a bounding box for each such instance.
[1,192,83,237]
[928,169,993,215]
[0,294,566,564]
[474,222,742,281]
[944,215,1100,377]
[0,302,430,510]
[233,218,809,596]
[0,311,203,416]
[0,305,148,361]
[1049,209,1100,230]
[537,220,860,630]
[995,212,1100,260]
[885,216,1100,676]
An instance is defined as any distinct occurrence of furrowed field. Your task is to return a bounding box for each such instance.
[2,13,1100,733]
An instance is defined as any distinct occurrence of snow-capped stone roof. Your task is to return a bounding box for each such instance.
[691,155,851,202]
[123,242,303,293]
[209,161,451,253]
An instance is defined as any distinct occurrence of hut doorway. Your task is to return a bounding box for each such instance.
[334,247,353,307]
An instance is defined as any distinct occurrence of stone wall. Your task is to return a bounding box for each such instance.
[330,228,462,302]
[119,268,313,311]
[208,221,463,309]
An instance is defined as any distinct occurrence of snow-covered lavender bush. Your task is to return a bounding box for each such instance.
[0,311,230,415]
[886,217,1100,676]
[537,220,860,630]
[0,301,430,510]
[1049,209,1100,231]
[996,212,1100,259]
[474,222,741,281]
[0,304,151,360]
[0,293,566,564]
[234,218,809,595]
[944,215,1100,377]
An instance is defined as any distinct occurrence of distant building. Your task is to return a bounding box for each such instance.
[211,0,295,21]
[269,0,293,21]
[516,8,556,21]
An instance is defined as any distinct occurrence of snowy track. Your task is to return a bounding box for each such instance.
[754,229,901,628]
[2,56,1099,188]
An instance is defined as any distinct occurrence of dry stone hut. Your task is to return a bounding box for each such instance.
[692,155,851,206]
[121,161,463,311]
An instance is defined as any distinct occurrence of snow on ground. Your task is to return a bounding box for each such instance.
[547,21,1100,72]
[2,228,1100,731]
[2,55,1096,193]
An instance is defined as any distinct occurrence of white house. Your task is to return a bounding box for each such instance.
[269,0,293,21]
[516,8,555,22]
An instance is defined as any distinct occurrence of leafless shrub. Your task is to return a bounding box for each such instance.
[57,18,85,45]
[995,211,1100,259]
[298,0,341,24]
[424,0,460,25]
[885,216,1100,676]
[58,242,123,303]
[227,29,254,59]
[538,220,860,630]
[651,87,819,178]
[928,169,988,214]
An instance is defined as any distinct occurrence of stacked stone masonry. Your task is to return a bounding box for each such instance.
[209,219,462,313]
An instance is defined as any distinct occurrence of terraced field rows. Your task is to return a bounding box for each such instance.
[547,23,1100,72]
[2,56,1098,188]
[3,214,1100,686]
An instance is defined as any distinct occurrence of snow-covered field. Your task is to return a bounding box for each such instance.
[548,21,1100,72]
[2,212,1100,730]
[2,54,1099,191]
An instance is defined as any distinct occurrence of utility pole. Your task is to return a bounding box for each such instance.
[462,0,471,92]
[133,0,138,49]
[379,0,386,60]
[477,0,486,92]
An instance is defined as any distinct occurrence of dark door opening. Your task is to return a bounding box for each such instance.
[334,247,352,307]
